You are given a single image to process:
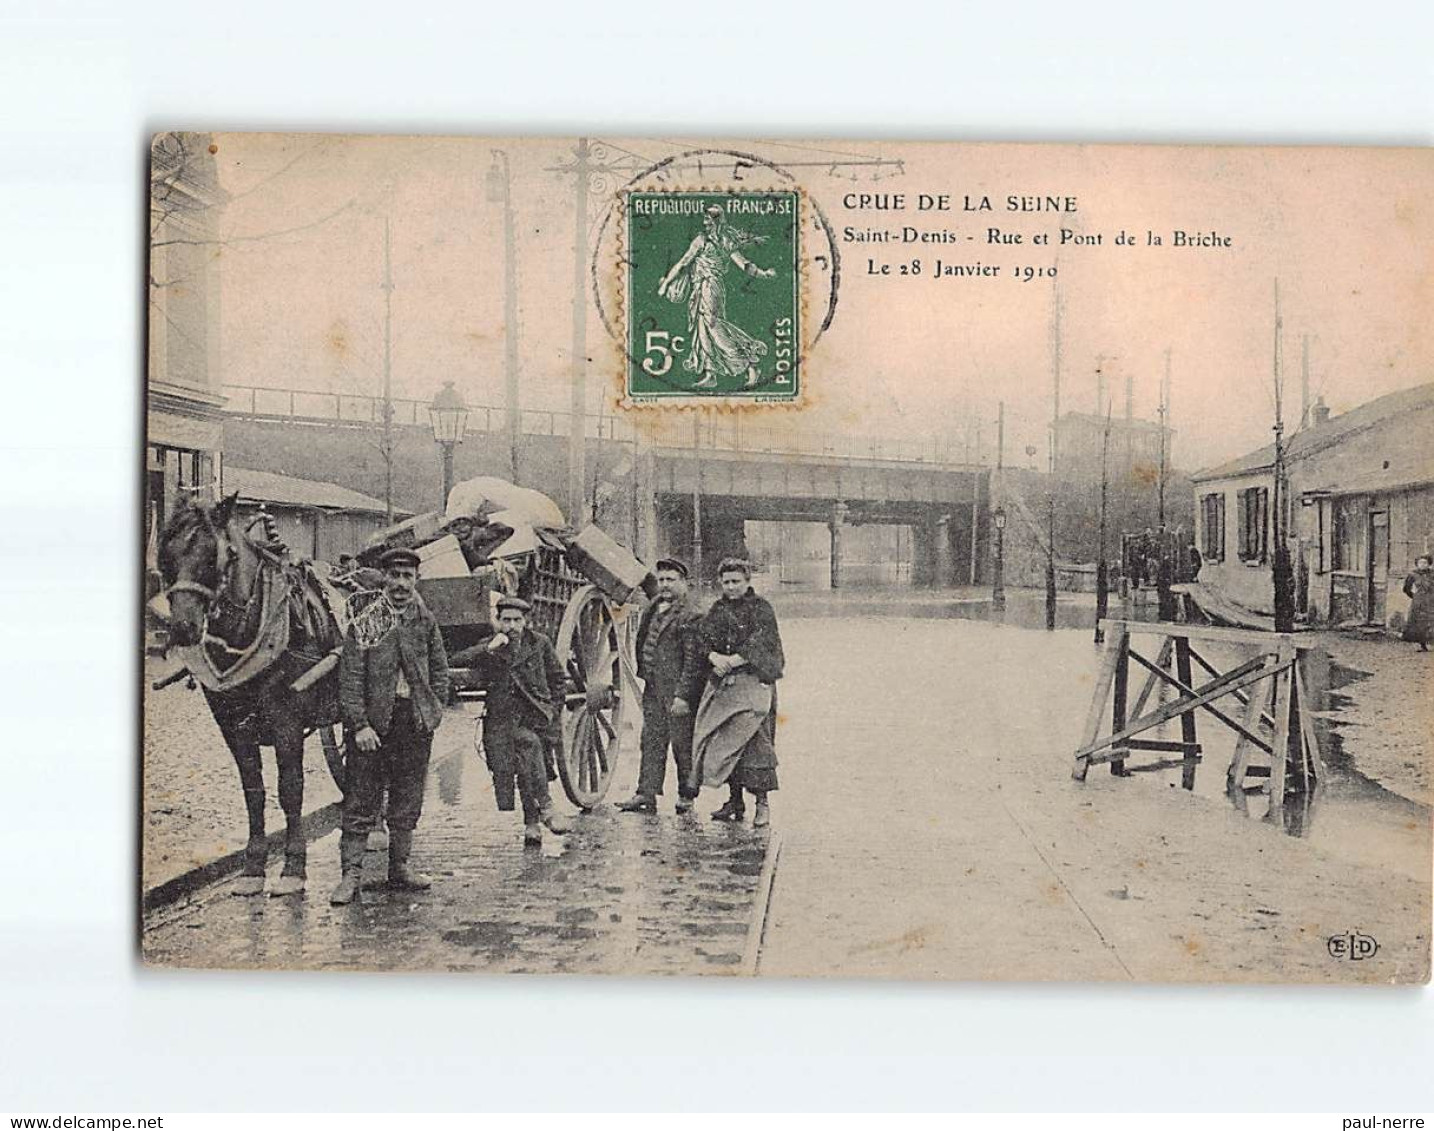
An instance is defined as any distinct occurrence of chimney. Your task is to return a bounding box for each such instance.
[1311,396,1331,426]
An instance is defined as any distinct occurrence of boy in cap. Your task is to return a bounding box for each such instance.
[331,547,450,905]
[619,556,703,815]
[451,596,573,846]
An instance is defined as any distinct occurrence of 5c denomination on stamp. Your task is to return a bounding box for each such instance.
[626,190,801,403]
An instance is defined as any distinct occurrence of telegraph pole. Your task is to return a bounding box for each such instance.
[1047,282,1061,630]
[488,150,521,482]
[567,139,591,525]
[547,138,906,529]
[1095,402,1112,644]
[1272,280,1295,632]
[691,413,704,589]
[1300,334,1311,431]
[968,415,981,584]
[381,216,394,524]
[1158,348,1170,527]
[992,400,1006,609]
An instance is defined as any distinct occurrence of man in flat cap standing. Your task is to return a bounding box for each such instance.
[331,547,449,905]
[619,557,703,815]
[451,597,572,846]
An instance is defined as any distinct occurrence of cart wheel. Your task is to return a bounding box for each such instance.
[555,584,624,810]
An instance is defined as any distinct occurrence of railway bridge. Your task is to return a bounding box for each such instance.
[219,384,990,588]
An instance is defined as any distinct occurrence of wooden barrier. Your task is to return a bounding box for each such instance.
[1072,619,1323,822]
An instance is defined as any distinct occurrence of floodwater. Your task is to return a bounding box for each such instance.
[764,581,1430,883]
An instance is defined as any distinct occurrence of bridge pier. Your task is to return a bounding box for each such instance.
[934,513,954,589]
[829,501,848,590]
[654,496,750,586]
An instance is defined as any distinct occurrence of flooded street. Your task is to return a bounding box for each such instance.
[143,583,1431,982]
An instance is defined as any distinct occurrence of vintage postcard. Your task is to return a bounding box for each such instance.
[143,133,1432,982]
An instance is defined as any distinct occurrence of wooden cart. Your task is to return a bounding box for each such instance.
[418,531,646,811]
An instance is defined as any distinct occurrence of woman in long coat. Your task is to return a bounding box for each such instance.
[686,557,785,827]
[1402,554,1434,651]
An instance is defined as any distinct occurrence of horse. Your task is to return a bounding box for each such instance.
[156,492,344,896]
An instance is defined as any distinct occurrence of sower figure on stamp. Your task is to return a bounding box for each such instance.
[450,597,573,847]
[330,548,450,906]
[618,557,704,816]
[688,557,785,828]
[657,204,776,389]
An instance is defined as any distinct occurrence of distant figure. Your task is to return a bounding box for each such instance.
[1402,555,1434,651]
[688,558,786,828]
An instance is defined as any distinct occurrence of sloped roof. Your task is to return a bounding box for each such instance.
[224,466,404,516]
[1191,382,1434,482]
[1305,462,1434,499]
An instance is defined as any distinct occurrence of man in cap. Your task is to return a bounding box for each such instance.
[618,557,703,815]
[450,596,573,846]
[330,547,450,905]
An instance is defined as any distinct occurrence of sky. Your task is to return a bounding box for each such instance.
[202,133,1432,472]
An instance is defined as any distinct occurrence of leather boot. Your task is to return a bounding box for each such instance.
[540,806,571,834]
[387,829,432,891]
[329,831,367,905]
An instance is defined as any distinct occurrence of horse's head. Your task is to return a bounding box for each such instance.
[157,491,239,647]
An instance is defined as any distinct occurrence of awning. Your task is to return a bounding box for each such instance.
[1301,467,1434,500]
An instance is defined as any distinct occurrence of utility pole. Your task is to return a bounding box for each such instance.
[1047,282,1061,630]
[1272,280,1295,632]
[691,413,704,589]
[1124,369,1134,531]
[381,215,395,524]
[992,400,1006,609]
[968,415,981,584]
[567,138,591,526]
[1158,348,1170,527]
[1095,402,1112,644]
[1300,334,1311,431]
[546,137,905,527]
[488,150,521,482]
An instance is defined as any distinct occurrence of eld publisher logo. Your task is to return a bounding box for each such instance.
[1327,931,1380,961]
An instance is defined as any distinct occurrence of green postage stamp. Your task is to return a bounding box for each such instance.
[626,190,801,402]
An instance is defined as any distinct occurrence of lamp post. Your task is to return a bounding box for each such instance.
[429,381,470,513]
[992,506,1007,610]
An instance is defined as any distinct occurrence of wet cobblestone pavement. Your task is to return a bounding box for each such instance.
[142,702,770,975]
[143,657,341,890]
[143,595,1430,983]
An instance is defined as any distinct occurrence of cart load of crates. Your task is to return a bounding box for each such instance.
[358,476,654,809]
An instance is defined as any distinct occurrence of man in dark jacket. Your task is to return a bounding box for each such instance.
[451,596,573,846]
[619,557,703,815]
[331,548,450,905]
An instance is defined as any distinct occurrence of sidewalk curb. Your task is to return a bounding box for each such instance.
[741,831,783,976]
[141,800,343,915]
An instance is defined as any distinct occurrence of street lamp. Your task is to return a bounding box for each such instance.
[992,506,1007,610]
[429,381,469,512]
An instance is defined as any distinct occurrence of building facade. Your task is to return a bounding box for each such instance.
[1191,384,1434,628]
[223,467,410,564]
[146,131,227,577]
